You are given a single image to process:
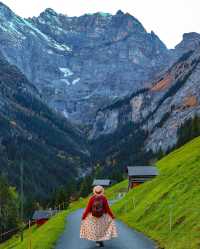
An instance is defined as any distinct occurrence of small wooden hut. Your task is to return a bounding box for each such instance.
[127,166,158,190]
[32,210,54,226]
[92,179,115,188]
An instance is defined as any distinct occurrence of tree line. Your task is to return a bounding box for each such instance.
[0,176,19,236]
[177,115,200,147]
[156,114,200,159]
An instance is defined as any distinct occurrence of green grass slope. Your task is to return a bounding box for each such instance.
[0,211,68,249]
[0,200,90,249]
[112,136,200,249]
[105,180,128,199]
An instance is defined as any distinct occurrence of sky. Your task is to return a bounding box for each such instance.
[1,0,200,48]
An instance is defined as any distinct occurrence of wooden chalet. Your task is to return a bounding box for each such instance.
[127,166,158,190]
[92,179,115,188]
[32,210,56,226]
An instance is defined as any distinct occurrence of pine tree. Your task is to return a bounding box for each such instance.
[0,176,19,234]
[79,175,93,197]
[177,115,200,148]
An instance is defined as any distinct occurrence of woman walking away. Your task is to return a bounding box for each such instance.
[80,185,118,247]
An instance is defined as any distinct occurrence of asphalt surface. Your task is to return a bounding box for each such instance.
[55,209,156,249]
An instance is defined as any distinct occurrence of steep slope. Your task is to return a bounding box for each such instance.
[0,2,172,124]
[0,210,68,249]
[91,46,200,152]
[0,52,89,200]
[90,122,153,179]
[111,136,200,249]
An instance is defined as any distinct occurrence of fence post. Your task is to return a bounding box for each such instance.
[125,201,129,213]
[169,204,173,232]
[132,197,136,209]
[28,220,32,249]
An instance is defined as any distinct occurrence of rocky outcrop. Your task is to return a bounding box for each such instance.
[172,32,200,59]
[0,3,172,124]
[91,48,200,152]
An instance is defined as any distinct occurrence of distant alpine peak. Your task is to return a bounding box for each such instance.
[95,12,111,17]
[182,32,200,40]
[116,10,124,15]
[43,8,58,16]
[150,30,156,36]
[0,1,13,17]
[39,7,58,19]
[0,1,9,9]
[174,32,200,57]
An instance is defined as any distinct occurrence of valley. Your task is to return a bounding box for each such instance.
[0,0,199,201]
[0,3,199,247]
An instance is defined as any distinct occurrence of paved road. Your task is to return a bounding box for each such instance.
[55,209,156,249]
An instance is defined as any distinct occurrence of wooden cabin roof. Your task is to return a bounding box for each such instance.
[32,210,54,220]
[92,179,112,186]
[127,166,158,176]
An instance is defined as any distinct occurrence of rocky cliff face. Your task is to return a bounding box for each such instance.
[0,52,89,199]
[91,48,200,152]
[172,32,200,59]
[0,3,172,124]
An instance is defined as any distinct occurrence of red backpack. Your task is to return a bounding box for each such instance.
[91,196,104,218]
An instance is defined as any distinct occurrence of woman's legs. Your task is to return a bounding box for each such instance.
[95,241,104,247]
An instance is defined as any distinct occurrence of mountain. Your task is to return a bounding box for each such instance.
[172,32,200,59]
[91,46,200,153]
[0,52,90,200]
[0,3,172,124]
[0,2,200,187]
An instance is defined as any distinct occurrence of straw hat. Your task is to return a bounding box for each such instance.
[93,185,104,195]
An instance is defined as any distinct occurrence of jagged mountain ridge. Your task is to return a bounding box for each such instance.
[172,32,200,60]
[0,52,90,200]
[91,47,200,152]
[0,2,173,124]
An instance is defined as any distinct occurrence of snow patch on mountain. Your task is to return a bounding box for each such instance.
[62,109,69,118]
[59,67,74,77]
[47,49,53,54]
[53,43,72,52]
[60,79,71,86]
[72,78,80,85]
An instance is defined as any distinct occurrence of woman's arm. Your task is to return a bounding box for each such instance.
[82,196,93,220]
[104,197,115,219]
